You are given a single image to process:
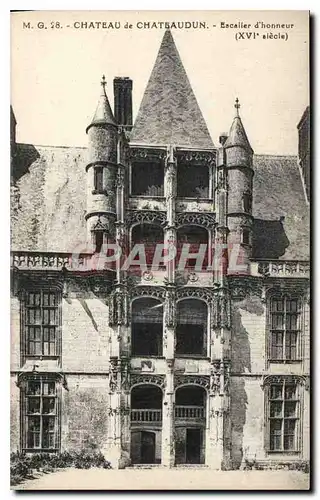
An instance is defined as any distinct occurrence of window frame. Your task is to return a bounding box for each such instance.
[264,376,303,455]
[92,166,105,195]
[20,375,61,453]
[267,294,302,363]
[242,191,252,213]
[241,227,251,246]
[21,286,62,364]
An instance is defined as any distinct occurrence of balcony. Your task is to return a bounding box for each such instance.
[252,260,310,278]
[175,406,205,419]
[131,409,162,423]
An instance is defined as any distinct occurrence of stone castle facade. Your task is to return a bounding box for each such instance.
[10,30,310,469]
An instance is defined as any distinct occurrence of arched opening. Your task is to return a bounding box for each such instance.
[175,385,206,465]
[131,224,164,266]
[131,159,164,196]
[131,298,163,356]
[176,299,207,357]
[176,226,209,270]
[130,384,163,464]
[177,162,209,198]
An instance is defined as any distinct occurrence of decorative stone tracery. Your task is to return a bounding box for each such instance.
[177,150,216,166]
[130,374,166,390]
[109,287,130,326]
[211,286,231,329]
[176,286,213,304]
[262,374,309,388]
[174,375,210,390]
[129,147,167,161]
[176,212,216,229]
[130,285,166,301]
[125,210,166,228]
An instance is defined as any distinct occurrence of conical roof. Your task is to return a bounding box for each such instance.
[224,99,253,152]
[87,76,116,132]
[130,30,214,149]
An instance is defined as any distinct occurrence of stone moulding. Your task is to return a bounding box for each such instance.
[176,212,216,229]
[130,374,166,390]
[174,375,210,390]
[257,260,310,278]
[125,210,167,227]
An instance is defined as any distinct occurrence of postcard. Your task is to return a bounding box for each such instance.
[10,10,310,490]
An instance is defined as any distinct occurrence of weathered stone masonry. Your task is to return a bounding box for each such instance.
[11,30,309,469]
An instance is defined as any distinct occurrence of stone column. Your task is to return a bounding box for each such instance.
[119,357,131,468]
[206,361,228,468]
[164,145,177,285]
[103,356,122,468]
[161,359,175,467]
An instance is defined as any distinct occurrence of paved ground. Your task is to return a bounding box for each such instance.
[14,468,310,491]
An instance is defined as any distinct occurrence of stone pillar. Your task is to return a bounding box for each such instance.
[164,145,177,285]
[161,358,175,467]
[164,285,176,359]
[206,360,230,469]
[119,357,131,468]
[103,356,122,467]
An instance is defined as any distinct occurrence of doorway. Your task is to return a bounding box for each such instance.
[186,428,201,464]
[140,431,156,464]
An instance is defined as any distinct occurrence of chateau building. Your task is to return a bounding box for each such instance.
[10,30,310,469]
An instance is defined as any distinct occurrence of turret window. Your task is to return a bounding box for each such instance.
[94,231,104,253]
[93,167,104,194]
[242,192,252,213]
[241,228,250,245]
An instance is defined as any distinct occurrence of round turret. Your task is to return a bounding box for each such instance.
[85,76,118,252]
[224,99,254,274]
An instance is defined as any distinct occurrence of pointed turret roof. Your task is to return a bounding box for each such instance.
[224,98,253,152]
[86,76,116,132]
[130,30,214,149]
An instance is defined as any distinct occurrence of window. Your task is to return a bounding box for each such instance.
[268,379,300,452]
[94,231,104,253]
[176,299,207,357]
[177,163,209,198]
[242,228,250,245]
[22,376,60,451]
[93,167,104,194]
[131,161,164,196]
[243,192,252,213]
[270,296,300,361]
[24,290,60,357]
[131,298,163,356]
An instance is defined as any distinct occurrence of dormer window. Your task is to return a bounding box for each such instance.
[93,167,104,194]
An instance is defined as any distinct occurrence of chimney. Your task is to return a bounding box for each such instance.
[113,77,133,130]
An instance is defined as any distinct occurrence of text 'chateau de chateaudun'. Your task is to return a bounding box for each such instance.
[11,30,310,469]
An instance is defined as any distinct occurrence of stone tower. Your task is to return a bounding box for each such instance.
[85,76,118,253]
[224,99,254,275]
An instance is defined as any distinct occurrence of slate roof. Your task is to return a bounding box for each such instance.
[130,30,214,149]
[86,77,116,132]
[11,145,309,261]
[225,115,253,152]
[252,155,309,260]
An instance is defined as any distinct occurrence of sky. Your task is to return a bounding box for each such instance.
[11,10,309,155]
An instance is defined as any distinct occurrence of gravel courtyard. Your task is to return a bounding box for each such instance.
[14,468,310,491]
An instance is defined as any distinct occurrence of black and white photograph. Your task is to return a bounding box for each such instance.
[10,10,310,490]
